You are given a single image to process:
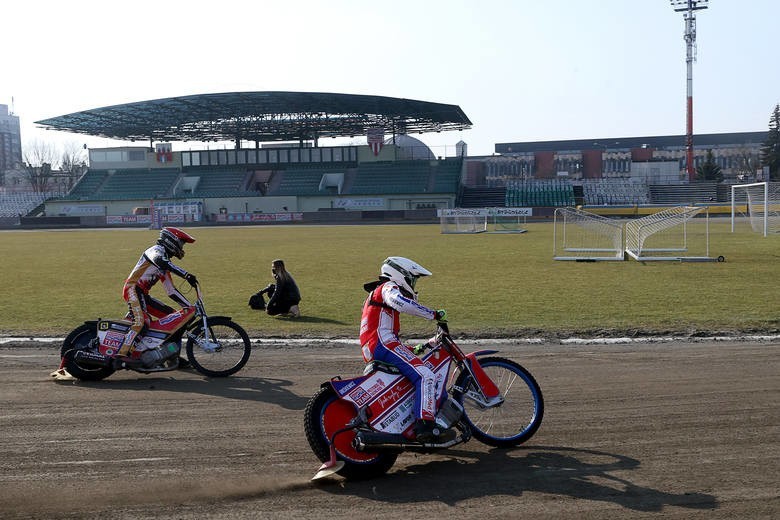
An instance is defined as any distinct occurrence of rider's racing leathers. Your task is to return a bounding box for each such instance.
[360,281,438,422]
[118,244,193,355]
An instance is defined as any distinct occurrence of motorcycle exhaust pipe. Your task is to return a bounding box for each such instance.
[353,430,461,451]
[72,350,112,368]
[353,431,417,451]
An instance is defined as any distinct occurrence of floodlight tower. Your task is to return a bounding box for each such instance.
[670,0,708,182]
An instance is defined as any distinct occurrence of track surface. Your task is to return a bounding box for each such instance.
[1,340,778,519]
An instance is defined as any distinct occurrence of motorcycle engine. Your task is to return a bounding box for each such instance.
[435,396,464,429]
[140,342,179,367]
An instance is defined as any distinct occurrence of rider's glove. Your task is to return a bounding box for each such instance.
[184,273,198,287]
[412,343,427,356]
[433,309,447,323]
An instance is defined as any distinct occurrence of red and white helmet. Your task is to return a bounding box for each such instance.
[157,227,195,259]
[380,256,432,299]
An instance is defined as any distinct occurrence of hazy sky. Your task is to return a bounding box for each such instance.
[3,0,778,157]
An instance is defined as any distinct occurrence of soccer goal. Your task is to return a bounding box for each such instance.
[552,207,624,261]
[730,182,780,237]
[625,205,720,262]
[439,208,488,234]
[488,207,530,234]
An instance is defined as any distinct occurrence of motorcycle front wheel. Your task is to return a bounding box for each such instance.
[304,386,398,481]
[60,323,115,381]
[453,356,544,448]
[185,317,251,377]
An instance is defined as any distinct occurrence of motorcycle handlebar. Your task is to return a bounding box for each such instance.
[437,321,450,335]
[433,321,451,347]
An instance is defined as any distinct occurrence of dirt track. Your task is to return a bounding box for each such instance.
[1,340,778,519]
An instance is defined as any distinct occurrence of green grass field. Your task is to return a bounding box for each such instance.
[1,221,778,338]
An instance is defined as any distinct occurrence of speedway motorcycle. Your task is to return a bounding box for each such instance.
[304,322,544,480]
[51,283,251,381]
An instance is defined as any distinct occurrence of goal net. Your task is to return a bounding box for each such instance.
[625,206,715,261]
[553,207,624,261]
[730,182,780,236]
[439,209,487,234]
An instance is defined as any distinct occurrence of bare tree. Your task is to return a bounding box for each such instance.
[734,147,761,182]
[59,141,88,191]
[22,139,59,194]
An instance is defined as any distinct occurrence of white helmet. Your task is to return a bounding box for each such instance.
[380,257,432,298]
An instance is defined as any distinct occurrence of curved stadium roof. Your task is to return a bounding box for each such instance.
[35,91,472,145]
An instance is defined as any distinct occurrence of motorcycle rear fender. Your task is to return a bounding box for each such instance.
[320,375,342,389]
[464,352,500,398]
[328,373,373,398]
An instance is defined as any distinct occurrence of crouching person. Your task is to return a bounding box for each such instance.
[253,259,301,318]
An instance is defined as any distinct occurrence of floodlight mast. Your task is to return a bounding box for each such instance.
[670,0,708,182]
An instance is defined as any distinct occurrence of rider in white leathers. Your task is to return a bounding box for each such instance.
[359,257,448,442]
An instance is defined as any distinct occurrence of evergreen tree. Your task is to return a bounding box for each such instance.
[696,149,722,182]
[760,104,780,180]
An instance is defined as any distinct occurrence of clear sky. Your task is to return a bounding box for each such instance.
[3,0,778,158]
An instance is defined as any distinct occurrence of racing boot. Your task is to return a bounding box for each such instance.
[112,341,143,369]
[414,419,455,444]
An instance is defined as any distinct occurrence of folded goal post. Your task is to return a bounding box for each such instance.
[625,205,719,262]
[553,207,624,261]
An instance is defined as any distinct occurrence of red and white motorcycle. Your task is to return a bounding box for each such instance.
[51,283,251,381]
[304,322,544,480]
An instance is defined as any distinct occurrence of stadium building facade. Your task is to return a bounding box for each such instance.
[469,131,767,185]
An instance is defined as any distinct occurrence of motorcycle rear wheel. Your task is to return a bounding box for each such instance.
[60,323,115,381]
[454,356,544,448]
[304,386,397,480]
[185,317,251,377]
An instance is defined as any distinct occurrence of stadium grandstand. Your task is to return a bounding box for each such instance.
[17,91,471,226]
[459,131,769,217]
[0,91,772,227]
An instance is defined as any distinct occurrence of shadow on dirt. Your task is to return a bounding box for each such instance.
[58,375,308,410]
[318,446,719,513]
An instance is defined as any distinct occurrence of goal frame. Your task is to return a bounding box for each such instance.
[552,207,625,261]
[625,205,717,262]
[731,181,779,237]
[438,208,488,234]
[488,207,530,234]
